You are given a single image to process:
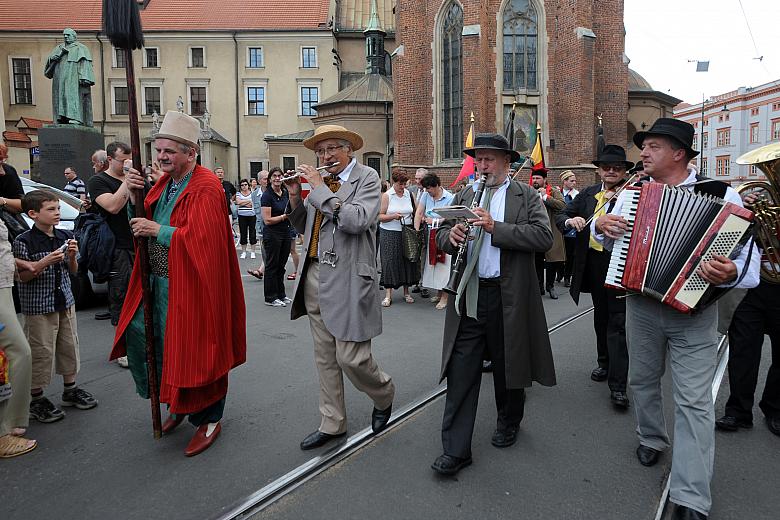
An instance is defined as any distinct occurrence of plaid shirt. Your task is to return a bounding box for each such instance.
[12,226,75,315]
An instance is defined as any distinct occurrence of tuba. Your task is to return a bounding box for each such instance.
[735,142,780,283]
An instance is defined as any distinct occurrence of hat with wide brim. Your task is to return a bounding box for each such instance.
[303,124,363,151]
[464,133,522,163]
[592,144,634,169]
[155,111,201,150]
[632,118,699,158]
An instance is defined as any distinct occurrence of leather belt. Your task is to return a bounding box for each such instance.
[478,277,500,287]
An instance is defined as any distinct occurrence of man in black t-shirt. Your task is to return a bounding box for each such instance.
[0,143,24,219]
[87,142,135,366]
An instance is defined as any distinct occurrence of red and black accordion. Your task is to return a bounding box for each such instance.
[605,182,754,313]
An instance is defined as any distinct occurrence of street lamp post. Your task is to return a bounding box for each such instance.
[700,93,706,165]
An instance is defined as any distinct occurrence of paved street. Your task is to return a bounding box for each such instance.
[2,252,778,520]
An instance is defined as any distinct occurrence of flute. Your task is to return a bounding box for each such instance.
[281,162,340,182]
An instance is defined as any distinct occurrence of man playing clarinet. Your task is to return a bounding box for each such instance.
[431,133,556,476]
[594,118,760,520]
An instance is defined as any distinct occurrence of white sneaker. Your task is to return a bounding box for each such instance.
[240,251,247,259]
[117,356,129,368]
[264,299,286,307]
[250,252,256,259]
[282,296,292,304]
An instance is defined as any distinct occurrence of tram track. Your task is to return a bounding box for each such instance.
[213,306,596,520]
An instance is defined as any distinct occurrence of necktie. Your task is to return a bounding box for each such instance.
[307,176,342,258]
[589,190,609,252]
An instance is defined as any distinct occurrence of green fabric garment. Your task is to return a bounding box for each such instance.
[125,175,189,399]
[455,187,492,319]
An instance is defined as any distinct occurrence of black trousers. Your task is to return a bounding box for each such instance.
[585,249,628,391]
[238,215,257,245]
[563,237,576,281]
[725,281,780,421]
[441,283,525,459]
[263,236,291,303]
[535,253,559,291]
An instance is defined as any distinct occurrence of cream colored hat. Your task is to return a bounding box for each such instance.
[156,111,201,150]
[303,124,363,151]
[560,170,575,182]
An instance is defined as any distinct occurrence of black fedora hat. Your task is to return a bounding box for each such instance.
[632,118,700,158]
[592,144,634,169]
[464,133,522,163]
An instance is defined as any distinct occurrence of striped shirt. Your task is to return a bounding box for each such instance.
[64,177,87,199]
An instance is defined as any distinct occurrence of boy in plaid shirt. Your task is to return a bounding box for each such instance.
[13,190,97,423]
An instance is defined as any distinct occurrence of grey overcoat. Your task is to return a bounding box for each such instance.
[288,162,382,342]
[542,186,567,262]
[436,179,557,389]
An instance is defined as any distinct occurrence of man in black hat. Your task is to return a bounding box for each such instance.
[431,133,556,476]
[593,118,761,520]
[556,144,632,409]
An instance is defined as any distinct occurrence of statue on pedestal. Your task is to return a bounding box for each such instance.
[44,28,95,126]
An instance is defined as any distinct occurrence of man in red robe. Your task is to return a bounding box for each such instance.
[110,111,246,456]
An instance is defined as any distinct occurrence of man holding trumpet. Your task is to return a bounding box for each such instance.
[431,133,556,476]
[284,125,395,451]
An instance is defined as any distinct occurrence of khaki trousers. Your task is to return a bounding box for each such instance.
[304,261,394,434]
[24,305,80,389]
[0,287,32,436]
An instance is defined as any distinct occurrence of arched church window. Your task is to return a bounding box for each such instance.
[441,2,463,160]
[502,0,538,91]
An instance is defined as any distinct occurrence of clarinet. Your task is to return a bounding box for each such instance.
[442,173,488,295]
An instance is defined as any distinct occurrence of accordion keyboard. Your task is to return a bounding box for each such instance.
[605,187,642,289]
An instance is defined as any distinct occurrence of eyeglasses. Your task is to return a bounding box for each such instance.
[314,145,345,157]
[600,165,626,173]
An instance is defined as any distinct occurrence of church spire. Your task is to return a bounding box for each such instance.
[363,0,386,75]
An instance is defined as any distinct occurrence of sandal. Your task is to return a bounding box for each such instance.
[404,294,415,304]
[381,297,392,307]
[435,300,448,310]
[287,272,297,280]
[247,269,263,280]
[0,434,37,458]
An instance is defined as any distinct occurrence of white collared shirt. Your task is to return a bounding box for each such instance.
[466,177,510,279]
[337,157,357,183]
[591,168,760,289]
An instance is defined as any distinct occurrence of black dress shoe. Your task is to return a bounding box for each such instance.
[715,415,753,431]
[564,278,571,287]
[636,444,660,467]
[431,454,472,476]
[610,391,630,409]
[491,426,519,448]
[371,404,392,433]
[548,287,558,299]
[299,430,347,450]
[481,360,493,373]
[767,416,780,436]
[591,367,608,382]
[411,285,421,293]
[94,311,111,320]
[672,505,708,519]
[420,289,431,298]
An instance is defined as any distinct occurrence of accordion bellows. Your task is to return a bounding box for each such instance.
[606,182,754,313]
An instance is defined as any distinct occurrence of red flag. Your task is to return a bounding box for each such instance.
[450,155,475,187]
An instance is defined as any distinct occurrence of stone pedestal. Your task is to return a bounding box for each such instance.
[37,125,104,188]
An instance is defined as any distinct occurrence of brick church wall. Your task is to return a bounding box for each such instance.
[394,0,627,188]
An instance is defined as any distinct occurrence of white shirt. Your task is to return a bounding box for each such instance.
[466,177,510,279]
[562,188,579,200]
[590,168,761,289]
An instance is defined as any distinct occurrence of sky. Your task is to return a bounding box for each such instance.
[624,0,780,106]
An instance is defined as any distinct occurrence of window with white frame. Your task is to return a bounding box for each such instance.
[189,87,206,116]
[299,85,319,116]
[702,132,708,149]
[9,57,33,104]
[301,47,317,68]
[142,82,162,115]
[716,127,731,147]
[247,47,264,68]
[189,47,206,68]
[247,86,266,115]
[773,119,780,141]
[144,47,159,68]
[716,156,730,177]
[113,47,126,68]
[282,156,296,172]
[700,157,708,176]
[113,86,129,115]
[750,123,760,144]
[749,165,758,176]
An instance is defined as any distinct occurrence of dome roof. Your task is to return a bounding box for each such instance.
[628,69,653,91]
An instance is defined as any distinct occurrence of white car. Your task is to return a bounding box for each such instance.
[20,178,107,306]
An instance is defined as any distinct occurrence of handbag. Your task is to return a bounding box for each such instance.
[401,192,425,261]
[0,207,29,241]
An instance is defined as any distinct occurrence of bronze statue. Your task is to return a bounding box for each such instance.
[44,28,95,126]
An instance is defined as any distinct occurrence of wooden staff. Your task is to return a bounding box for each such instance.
[103,0,162,438]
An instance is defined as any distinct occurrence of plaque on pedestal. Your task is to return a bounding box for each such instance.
[38,125,104,188]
